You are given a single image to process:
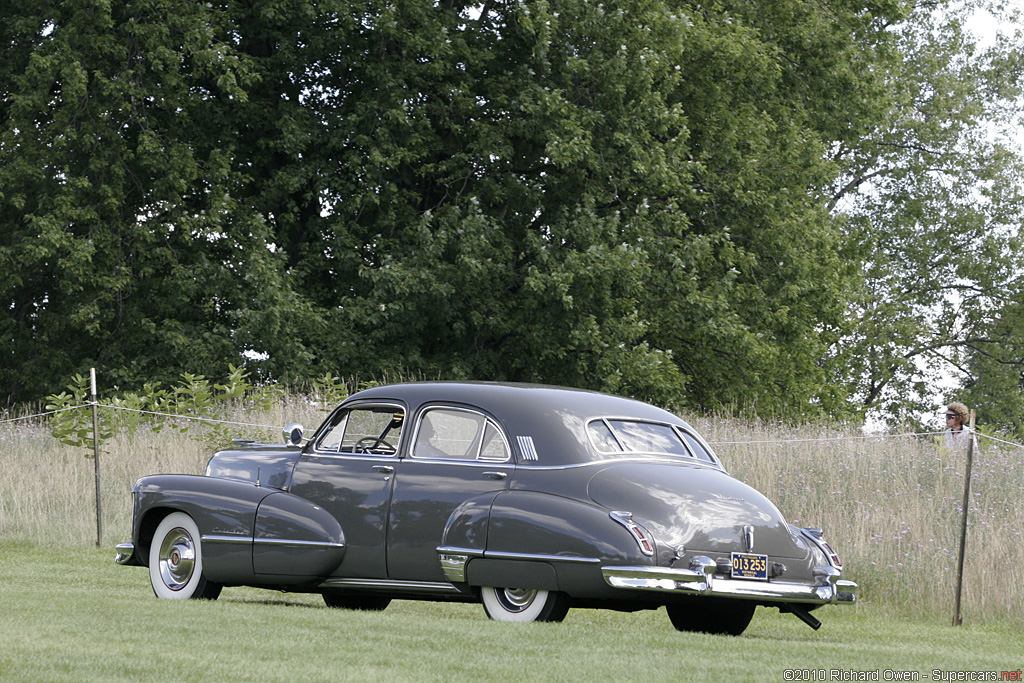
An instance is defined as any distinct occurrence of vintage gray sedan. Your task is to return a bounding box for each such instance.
[115,382,856,634]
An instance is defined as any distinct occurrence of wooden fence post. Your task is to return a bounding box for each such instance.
[91,368,102,548]
[952,408,976,626]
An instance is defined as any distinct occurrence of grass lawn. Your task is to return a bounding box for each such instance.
[0,542,1020,682]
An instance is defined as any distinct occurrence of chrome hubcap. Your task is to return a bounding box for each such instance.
[158,527,196,591]
[498,588,537,612]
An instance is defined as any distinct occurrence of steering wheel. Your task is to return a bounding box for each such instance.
[354,436,396,454]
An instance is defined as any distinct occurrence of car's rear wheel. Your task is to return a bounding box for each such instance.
[322,593,391,611]
[480,587,570,623]
[666,598,755,636]
[149,512,222,600]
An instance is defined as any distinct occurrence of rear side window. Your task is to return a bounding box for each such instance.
[587,418,718,464]
[413,407,511,462]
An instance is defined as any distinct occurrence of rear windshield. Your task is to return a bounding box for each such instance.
[586,418,718,464]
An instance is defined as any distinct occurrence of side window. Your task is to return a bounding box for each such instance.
[479,422,511,461]
[678,430,717,463]
[316,405,404,455]
[414,408,509,461]
[587,420,622,453]
[319,412,349,452]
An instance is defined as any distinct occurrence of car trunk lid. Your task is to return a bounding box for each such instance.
[587,461,806,560]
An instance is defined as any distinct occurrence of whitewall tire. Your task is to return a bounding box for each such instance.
[149,512,222,600]
[480,586,570,622]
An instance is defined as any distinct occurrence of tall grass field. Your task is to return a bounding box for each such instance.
[2,392,1022,628]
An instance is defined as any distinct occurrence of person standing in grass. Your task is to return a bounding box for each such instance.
[943,402,978,452]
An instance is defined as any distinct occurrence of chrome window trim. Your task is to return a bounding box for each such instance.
[301,452,401,463]
[587,418,626,453]
[410,405,512,463]
[511,456,726,472]
[400,457,515,469]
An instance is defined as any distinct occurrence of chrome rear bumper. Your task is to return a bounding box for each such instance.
[602,561,857,605]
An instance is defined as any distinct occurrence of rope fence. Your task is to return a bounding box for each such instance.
[0,403,281,429]
[3,402,1022,449]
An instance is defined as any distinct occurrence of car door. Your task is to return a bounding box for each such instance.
[386,405,514,582]
[287,402,404,579]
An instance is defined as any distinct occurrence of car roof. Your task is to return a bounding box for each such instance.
[343,381,701,466]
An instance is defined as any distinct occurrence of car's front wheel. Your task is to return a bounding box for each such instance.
[480,587,570,623]
[666,598,755,636]
[149,512,222,600]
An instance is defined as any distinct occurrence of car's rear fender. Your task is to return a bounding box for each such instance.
[132,474,345,585]
[441,490,654,597]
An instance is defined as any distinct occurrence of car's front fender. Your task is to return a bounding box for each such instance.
[129,474,345,585]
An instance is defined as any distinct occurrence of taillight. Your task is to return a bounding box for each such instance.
[802,527,842,569]
[610,511,655,557]
[819,539,842,569]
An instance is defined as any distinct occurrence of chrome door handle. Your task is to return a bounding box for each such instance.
[372,465,394,474]
[483,471,507,480]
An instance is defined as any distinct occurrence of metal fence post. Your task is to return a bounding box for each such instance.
[91,368,102,548]
[952,408,976,626]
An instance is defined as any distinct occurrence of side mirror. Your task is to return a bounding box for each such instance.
[283,423,304,446]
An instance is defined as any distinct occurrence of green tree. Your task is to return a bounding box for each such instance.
[4,0,1022,426]
[825,1,1024,426]
[0,0,321,404]
[254,0,902,414]
[960,282,1024,440]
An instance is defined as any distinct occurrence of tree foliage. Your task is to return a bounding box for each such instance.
[3,0,1022,423]
[826,1,1024,427]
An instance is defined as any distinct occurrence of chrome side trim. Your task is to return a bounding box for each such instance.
[201,534,253,545]
[436,546,484,556]
[320,578,461,593]
[253,538,346,549]
[201,535,345,550]
[478,550,602,564]
[434,546,601,582]
[439,553,470,582]
[114,542,135,565]
[516,436,539,461]
[601,565,859,605]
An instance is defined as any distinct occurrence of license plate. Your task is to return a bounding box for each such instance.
[731,552,768,580]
